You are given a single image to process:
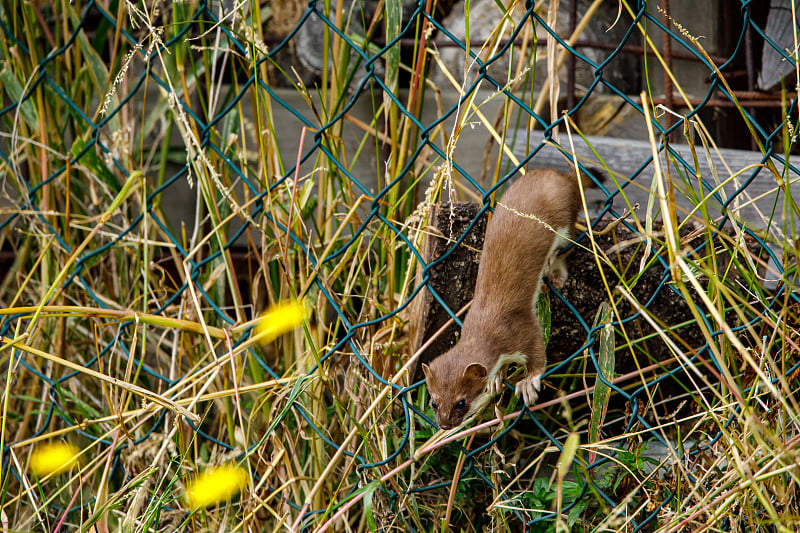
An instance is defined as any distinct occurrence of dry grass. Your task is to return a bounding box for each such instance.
[0,0,799,532]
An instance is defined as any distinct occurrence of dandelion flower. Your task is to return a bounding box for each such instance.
[185,464,249,509]
[30,442,80,477]
[255,299,308,344]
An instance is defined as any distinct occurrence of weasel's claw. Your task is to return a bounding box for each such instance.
[515,374,542,407]
[487,371,505,397]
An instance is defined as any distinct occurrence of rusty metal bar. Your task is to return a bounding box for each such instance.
[639,97,786,109]
[724,90,782,100]
[745,25,755,93]
[263,35,730,65]
[744,20,757,150]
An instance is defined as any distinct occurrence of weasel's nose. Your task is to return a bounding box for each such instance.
[437,419,454,430]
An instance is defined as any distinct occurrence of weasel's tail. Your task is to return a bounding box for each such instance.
[576,166,606,189]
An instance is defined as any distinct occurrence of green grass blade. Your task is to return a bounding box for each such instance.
[588,302,614,452]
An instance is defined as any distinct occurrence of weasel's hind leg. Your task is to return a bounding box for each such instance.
[544,253,569,289]
[543,227,573,289]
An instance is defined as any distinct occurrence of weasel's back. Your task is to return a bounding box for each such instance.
[496,168,589,223]
[469,169,589,314]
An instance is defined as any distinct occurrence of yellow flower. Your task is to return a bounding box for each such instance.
[254,299,308,344]
[185,464,249,509]
[29,442,80,477]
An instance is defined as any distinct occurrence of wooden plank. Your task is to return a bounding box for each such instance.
[758,0,796,91]
[511,130,800,230]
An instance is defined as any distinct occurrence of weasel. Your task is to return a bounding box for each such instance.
[422,168,598,429]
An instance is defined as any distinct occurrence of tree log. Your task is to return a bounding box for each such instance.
[409,208,768,395]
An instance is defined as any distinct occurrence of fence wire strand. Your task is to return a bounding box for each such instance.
[1,0,799,530]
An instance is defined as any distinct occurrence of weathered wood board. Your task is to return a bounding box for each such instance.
[512,130,799,232]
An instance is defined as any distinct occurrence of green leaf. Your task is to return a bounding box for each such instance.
[567,499,587,526]
[557,433,579,480]
[384,0,401,94]
[0,65,39,130]
[532,476,550,499]
[78,28,109,97]
[616,449,635,468]
[68,5,121,131]
[588,302,614,450]
[561,480,580,500]
[464,0,471,67]
[298,178,318,219]
[55,384,103,419]
[71,138,122,190]
[362,480,381,532]
[538,290,551,346]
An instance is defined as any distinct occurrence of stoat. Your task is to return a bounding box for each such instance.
[423,168,599,429]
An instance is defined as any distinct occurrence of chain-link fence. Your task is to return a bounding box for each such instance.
[1,0,799,530]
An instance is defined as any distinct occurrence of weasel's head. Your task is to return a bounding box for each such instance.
[422,351,487,430]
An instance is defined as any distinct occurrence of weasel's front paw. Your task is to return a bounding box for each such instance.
[487,370,505,397]
[515,373,542,407]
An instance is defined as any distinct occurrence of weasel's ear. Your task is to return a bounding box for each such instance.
[462,362,487,382]
[422,363,434,382]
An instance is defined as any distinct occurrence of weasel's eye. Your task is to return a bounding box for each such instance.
[455,399,466,411]
[431,400,438,411]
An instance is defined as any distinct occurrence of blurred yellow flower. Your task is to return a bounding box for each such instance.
[255,299,308,343]
[30,442,80,477]
[185,464,249,509]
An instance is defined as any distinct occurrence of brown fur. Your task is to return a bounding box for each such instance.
[424,168,597,429]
